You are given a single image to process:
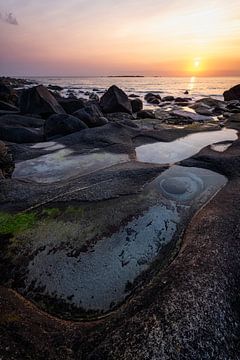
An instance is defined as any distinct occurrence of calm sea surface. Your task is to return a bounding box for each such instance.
[25,76,240,100]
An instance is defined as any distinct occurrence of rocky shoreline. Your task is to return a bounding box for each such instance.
[1,77,240,359]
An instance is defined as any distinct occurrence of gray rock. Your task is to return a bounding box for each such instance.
[44,114,88,139]
[223,84,240,101]
[0,114,44,128]
[0,101,19,112]
[74,104,108,128]
[162,96,174,102]
[58,98,85,114]
[100,85,132,114]
[131,98,143,113]
[137,110,155,119]
[20,85,65,116]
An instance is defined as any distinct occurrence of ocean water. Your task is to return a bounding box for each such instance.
[26,76,240,101]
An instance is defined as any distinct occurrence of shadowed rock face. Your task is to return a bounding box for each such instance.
[224,84,240,101]
[100,85,132,114]
[20,85,65,116]
[44,114,87,139]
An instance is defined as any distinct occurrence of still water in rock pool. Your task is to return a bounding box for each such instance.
[136,128,237,164]
[16,166,226,316]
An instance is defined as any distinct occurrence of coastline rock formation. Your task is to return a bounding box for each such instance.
[1,77,240,360]
[223,84,240,101]
[100,85,132,114]
[20,85,65,116]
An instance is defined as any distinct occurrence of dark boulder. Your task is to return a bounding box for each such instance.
[89,92,99,101]
[0,82,17,104]
[0,126,43,143]
[162,96,174,102]
[48,84,63,91]
[74,104,108,128]
[44,114,87,139]
[228,113,240,122]
[144,93,161,104]
[20,85,65,116]
[175,97,191,103]
[131,98,143,113]
[0,114,44,128]
[100,85,132,114]
[0,141,14,178]
[0,101,19,112]
[223,84,240,101]
[129,94,140,98]
[137,109,155,119]
[58,98,85,114]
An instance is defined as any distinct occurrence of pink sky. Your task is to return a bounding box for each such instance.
[1,0,240,76]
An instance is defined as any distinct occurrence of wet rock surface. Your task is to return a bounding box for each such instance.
[1,77,240,359]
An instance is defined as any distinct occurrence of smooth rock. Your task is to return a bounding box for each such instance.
[137,110,155,119]
[0,115,44,128]
[0,101,19,112]
[44,114,88,139]
[0,126,43,144]
[162,96,174,102]
[131,98,143,113]
[223,84,240,101]
[20,85,65,116]
[100,85,132,114]
[74,104,108,128]
[58,98,85,114]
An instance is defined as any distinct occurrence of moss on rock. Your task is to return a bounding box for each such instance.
[0,212,36,235]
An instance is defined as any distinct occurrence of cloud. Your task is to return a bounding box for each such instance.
[0,12,18,25]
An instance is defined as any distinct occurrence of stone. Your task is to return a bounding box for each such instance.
[129,94,140,98]
[137,110,155,119]
[0,141,14,178]
[20,85,65,116]
[223,84,240,101]
[0,81,16,103]
[131,98,143,113]
[228,113,240,122]
[0,101,19,112]
[196,97,225,108]
[162,96,175,102]
[58,98,85,114]
[0,126,43,143]
[0,114,44,128]
[44,114,88,139]
[89,92,99,101]
[74,104,108,128]
[144,93,161,104]
[47,85,63,91]
[175,97,191,103]
[105,112,134,123]
[100,85,132,114]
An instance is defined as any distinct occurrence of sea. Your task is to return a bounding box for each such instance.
[25,76,240,102]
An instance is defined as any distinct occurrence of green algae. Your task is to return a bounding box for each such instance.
[0,212,37,235]
[41,207,61,218]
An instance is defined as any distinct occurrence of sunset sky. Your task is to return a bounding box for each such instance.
[1,0,240,76]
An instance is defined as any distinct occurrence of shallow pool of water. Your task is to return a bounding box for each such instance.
[22,166,226,315]
[136,128,237,164]
[13,148,130,183]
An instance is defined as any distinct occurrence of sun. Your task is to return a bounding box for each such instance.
[186,57,203,74]
[194,59,200,68]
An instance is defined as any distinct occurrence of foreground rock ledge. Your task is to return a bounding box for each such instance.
[0,142,240,359]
